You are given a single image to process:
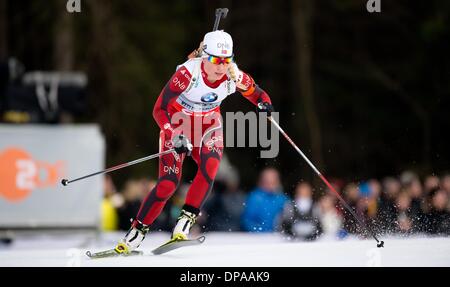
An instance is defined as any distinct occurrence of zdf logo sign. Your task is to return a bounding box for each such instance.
[66,0,81,13]
[0,148,65,202]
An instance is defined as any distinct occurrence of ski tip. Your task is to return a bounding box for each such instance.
[151,249,161,255]
[151,246,169,255]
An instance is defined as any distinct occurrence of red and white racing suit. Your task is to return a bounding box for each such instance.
[135,58,272,225]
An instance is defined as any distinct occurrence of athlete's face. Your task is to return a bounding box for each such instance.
[203,58,230,82]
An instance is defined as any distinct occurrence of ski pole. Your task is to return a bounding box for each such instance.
[61,149,175,186]
[267,116,384,248]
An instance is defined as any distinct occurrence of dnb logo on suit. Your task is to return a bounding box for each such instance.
[201,92,218,103]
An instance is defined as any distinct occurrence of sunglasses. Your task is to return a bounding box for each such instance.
[206,53,233,65]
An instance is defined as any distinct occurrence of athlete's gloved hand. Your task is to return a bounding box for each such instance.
[257,102,274,117]
[172,134,193,156]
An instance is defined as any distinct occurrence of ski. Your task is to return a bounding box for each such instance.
[151,236,206,255]
[85,249,143,259]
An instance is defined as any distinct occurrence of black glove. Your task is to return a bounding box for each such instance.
[172,134,193,155]
[257,102,274,117]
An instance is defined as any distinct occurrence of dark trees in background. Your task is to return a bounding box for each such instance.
[2,0,449,190]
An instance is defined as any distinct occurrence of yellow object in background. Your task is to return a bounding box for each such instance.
[101,198,118,231]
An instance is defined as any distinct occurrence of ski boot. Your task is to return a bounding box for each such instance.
[171,209,198,241]
[115,220,149,254]
[151,207,204,255]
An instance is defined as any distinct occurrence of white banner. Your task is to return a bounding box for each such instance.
[0,124,104,228]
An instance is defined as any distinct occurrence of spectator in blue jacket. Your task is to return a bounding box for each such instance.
[241,167,290,232]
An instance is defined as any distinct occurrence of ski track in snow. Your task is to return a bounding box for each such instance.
[0,232,449,267]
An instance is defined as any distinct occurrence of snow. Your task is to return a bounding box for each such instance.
[0,231,449,267]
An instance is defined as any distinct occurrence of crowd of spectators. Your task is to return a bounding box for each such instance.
[102,164,450,241]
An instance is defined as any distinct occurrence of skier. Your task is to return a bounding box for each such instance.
[115,30,275,254]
